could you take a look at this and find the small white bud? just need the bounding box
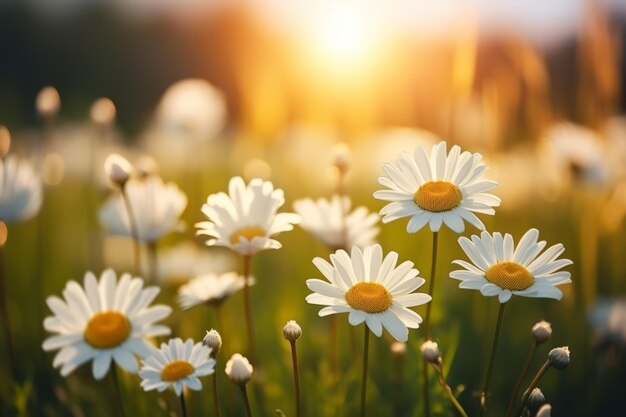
[203,329,222,356]
[0,126,11,158]
[527,387,546,413]
[282,320,302,342]
[36,86,61,118]
[225,353,253,385]
[390,342,406,356]
[420,340,441,364]
[536,404,552,417]
[104,153,132,186]
[547,346,570,370]
[332,142,351,173]
[532,321,552,344]
[90,97,116,126]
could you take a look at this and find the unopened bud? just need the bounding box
[527,388,546,413]
[532,321,552,344]
[203,329,222,356]
[36,86,61,118]
[547,346,570,370]
[332,142,351,174]
[0,126,11,158]
[282,320,302,342]
[536,404,552,417]
[420,340,441,364]
[225,353,253,385]
[104,153,132,186]
[90,97,116,126]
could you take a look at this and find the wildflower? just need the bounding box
[177,272,250,310]
[532,321,552,344]
[283,320,302,342]
[420,340,441,364]
[225,353,253,385]
[104,154,132,187]
[0,139,43,222]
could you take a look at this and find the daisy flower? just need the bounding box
[177,272,252,310]
[450,229,572,303]
[294,195,379,250]
[373,141,500,233]
[42,269,172,379]
[305,244,431,342]
[139,338,215,396]
[196,176,301,256]
[0,156,43,223]
[99,176,187,243]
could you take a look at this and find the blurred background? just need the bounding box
[2,0,626,416]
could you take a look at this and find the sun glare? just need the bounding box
[319,3,368,61]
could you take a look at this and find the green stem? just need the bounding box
[360,326,370,417]
[432,360,469,417]
[111,366,126,417]
[422,231,439,417]
[180,391,188,417]
[240,384,254,417]
[479,302,506,417]
[212,372,221,417]
[515,361,551,417]
[121,187,141,276]
[0,242,17,379]
[290,341,301,417]
[242,255,256,362]
[506,342,538,417]
[329,314,338,380]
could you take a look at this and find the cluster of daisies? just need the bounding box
[38,140,572,416]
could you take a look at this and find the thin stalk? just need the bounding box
[212,372,221,417]
[422,231,439,417]
[111,366,126,417]
[0,242,17,379]
[242,255,256,361]
[432,360,469,417]
[479,302,507,417]
[360,326,370,417]
[147,241,158,284]
[180,392,188,417]
[329,314,338,379]
[515,361,551,417]
[121,187,141,276]
[289,340,301,417]
[240,384,254,417]
[506,342,539,417]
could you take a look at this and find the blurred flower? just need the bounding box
[306,244,431,342]
[390,341,406,356]
[203,329,222,356]
[104,153,132,187]
[139,338,214,396]
[154,241,236,285]
[225,353,253,385]
[532,320,552,344]
[36,86,61,119]
[0,156,43,222]
[0,126,10,158]
[547,346,570,370]
[293,195,379,250]
[450,229,572,303]
[588,298,626,347]
[135,155,158,178]
[332,142,351,174]
[42,269,172,379]
[196,176,300,256]
[420,340,441,364]
[177,272,251,310]
[99,176,187,243]
[374,141,499,233]
[283,320,302,342]
[90,98,116,127]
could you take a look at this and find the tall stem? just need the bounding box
[180,392,188,417]
[506,342,538,417]
[212,372,221,417]
[147,241,158,284]
[479,302,506,417]
[290,340,301,417]
[422,231,439,417]
[360,326,370,417]
[111,366,126,417]
[240,384,254,417]
[242,255,255,361]
[515,361,551,417]
[121,187,141,276]
[0,242,17,379]
[329,314,338,379]
[432,360,469,417]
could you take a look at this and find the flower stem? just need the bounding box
[514,361,551,417]
[242,255,256,362]
[422,231,439,417]
[212,372,221,417]
[121,187,141,276]
[180,391,188,417]
[329,314,338,379]
[147,241,158,284]
[240,384,254,417]
[0,241,17,379]
[360,325,370,417]
[289,340,301,417]
[111,366,126,417]
[479,302,506,417]
[432,359,469,417]
[505,342,538,417]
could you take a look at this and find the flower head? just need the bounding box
[203,329,222,356]
[196,176,300,256]
[177,272,251,310]
[374,141,500,233]
[99,176,187,243]
[450,229,572,303]
[139,338,215,396]
[283,320,302,342]
[548,346,570,370]
[90,98,116,127]
[36,86,61,118]
[0,156,42,223]
[294,195,379,250]
[42,269,172,379]
[225,353,253,385]
[306,244,431,342]
[532,320,552,344]
[420,340,441,364]
[104,154,133,187]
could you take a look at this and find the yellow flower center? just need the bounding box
[230,227,266,245]
[414,181,462,212]
[161,360,195,382]
[345,282,392,313]
[485,261,534,291]
[84,311,131,349]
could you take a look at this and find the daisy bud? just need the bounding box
[104,153,132,187]
[527,388,546,413]
[90,97,116,127]
[536,404,552,417]
[332,142,351,174]
[390,342,406,356]
[36,86,61,118]
[136,156,158,178]
[0,126,11,159]
[282,320,302,343]
[532,321,552,344]
[203,329,222,357]
[547,346,570,370]
[420,340,441,364]
[225,353,253,385]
